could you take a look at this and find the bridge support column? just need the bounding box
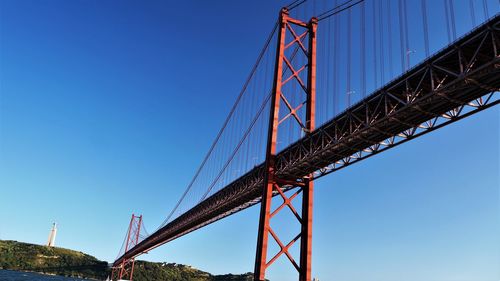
[113,214,142,281]
[254,8,317,281]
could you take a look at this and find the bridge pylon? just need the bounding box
[254,8,317,281]
[111,214,143,281]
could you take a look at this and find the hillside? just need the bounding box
[0,240,108,279]
[132,261,255,281]
[0,240,262,280]
[132,260,210,281]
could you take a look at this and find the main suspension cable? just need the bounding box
[158,21,279,229]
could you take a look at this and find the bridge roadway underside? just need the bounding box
[115,14,500,265]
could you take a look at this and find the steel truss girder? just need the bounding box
[275,15,500,180]
[114,14,500,267]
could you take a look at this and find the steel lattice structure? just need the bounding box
[114,12,500,281]
[111,214,143,281]
[254,9,317,280]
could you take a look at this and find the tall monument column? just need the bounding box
[46,222,57,247]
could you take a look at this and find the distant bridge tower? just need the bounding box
[46,222,57,247]
[111,214,143,281]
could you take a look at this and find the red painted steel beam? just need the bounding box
[253,8,288,280]
[114,214,142,281]
[254,8,318,281]
[299,16,317,281]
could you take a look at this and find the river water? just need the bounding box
[0,270,94,281]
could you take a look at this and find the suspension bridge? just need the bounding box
[110,0,500,280]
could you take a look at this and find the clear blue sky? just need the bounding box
[0,1,498,280]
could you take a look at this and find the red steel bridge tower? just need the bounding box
[111,214,142,281]
[254,8,317,281]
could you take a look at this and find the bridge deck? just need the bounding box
[115,14,500,265]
